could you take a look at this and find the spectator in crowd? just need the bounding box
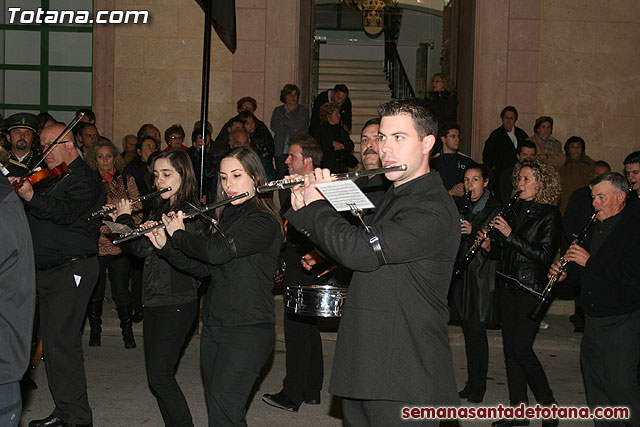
[526,116,564,170]
[559,136,593,213]
[499,141,537,205]
[186,129,215,199]
[37,112,57,130]
[430,122,473,197]
[309,84,352,133]
[163,124,188,152]
[213,96,271,148]
[238,110,275,180]
[87,140,141,349]
[482,106,528,200]
[270,83,310,178]
[623,150,640,212]
[310,102,355,174]
[137,123,161,145]
[424,72,458,154]
[75,108,96,124]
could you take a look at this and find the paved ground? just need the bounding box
[20,296,594,426]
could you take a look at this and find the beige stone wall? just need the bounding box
[537,0,640,172]
[111,0,300,147]
[233,0,300,129]
[471,0,640,172]
[113,0,233,144]
[471,0,541,161]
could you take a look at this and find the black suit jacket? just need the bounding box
[309,90,352,132]
[287,172,460,405]
[567,207,640,316]
[482,125,528,199]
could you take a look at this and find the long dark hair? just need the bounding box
[149,150,200,219]
[211,147,282,235]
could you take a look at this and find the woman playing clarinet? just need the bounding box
[482,159,562,427]
[449,163,501,403]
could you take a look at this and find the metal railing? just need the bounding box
[383,6,415,99]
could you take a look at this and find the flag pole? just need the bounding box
[198,0,213,201]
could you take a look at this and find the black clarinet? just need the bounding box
[459,191,472,219]
[454,191,521,277]
[529,212,598,321]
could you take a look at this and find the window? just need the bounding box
[0,0,93,123]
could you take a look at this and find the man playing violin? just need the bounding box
[3,113,42,177]
[286,99,460,426]
[10,123,105,427]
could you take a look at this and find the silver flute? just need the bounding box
[256,164,407,193]
[112,192,248,244]
[88,187,172,220]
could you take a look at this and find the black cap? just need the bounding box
[4,113,39,133]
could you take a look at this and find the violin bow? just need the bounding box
[22,112,85,178]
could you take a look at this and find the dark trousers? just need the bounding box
[497,288,555,406]
[129,257,144,311]
[200,323,274,427]
[37,257,98,425]
[144,301,198,427]
[581,310,640,427]
[94,254,132,306]
[342,398,439,427]
[461,320,488,392]
[0,382,21,427]
[282,311,323,405]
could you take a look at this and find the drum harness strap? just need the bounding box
[348,203,387,265]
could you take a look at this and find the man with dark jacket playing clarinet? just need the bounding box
[550,172,640,427]
[287,99,460,426]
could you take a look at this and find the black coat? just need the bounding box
[310,122,355,174]
[490,201,562,293]
[449,193,501,324]
[287,172,460,405]
[0,176,35,384]
[566,207,640,316]
[482,125,528,199]
[118,214,209,307]
[309,90,352,132]
[171,199,282,326]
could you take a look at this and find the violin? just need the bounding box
[13,163,70,192]
[12,112,84,194]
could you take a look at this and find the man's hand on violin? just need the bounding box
[8,177,34,202]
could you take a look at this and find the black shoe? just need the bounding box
[61,423,92,427]
[131,309,143,323]
[491,419,530,426]
[458,383,471,398]
[87,299,103,347]
[262,391,299,412]
[467,391,485,403]
[117,304,137,349]
[573,326,584,333]
[542,419,559,427]
[304,397,321,405]
[28,414,64,427]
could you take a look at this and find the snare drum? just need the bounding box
[285,284,348,317]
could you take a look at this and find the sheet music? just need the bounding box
[103,221,133,235]
[315,180,374,212]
